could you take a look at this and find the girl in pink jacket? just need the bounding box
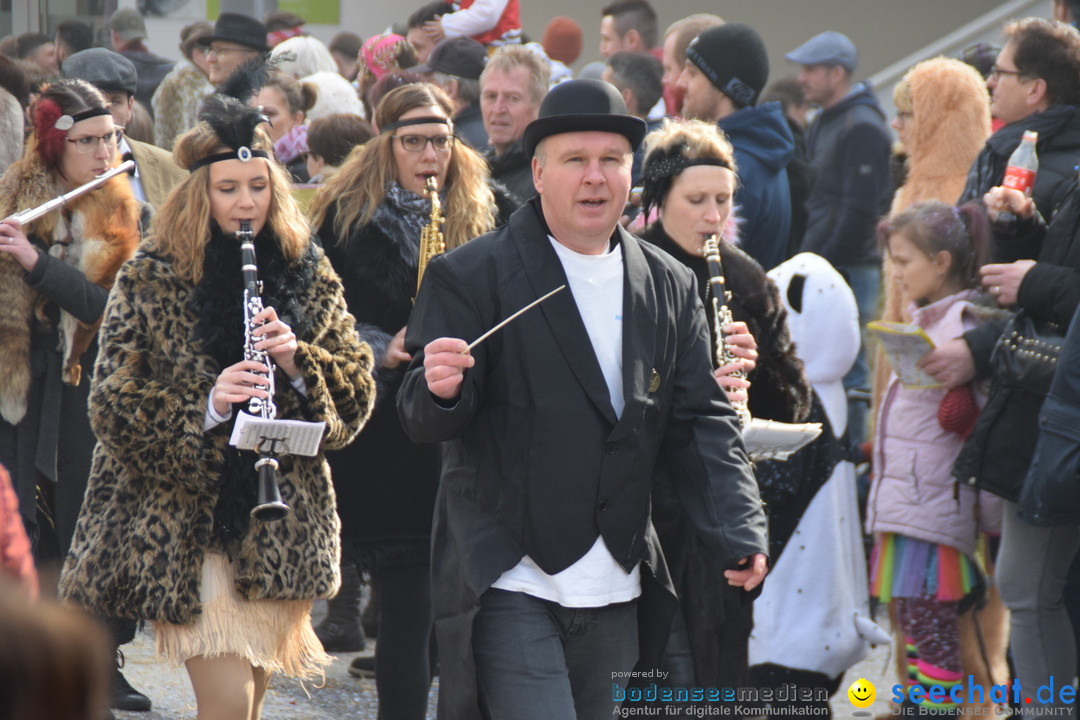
[867,201,1000,712]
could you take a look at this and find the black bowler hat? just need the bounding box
[522,79,647,157]
[197,12,269,53]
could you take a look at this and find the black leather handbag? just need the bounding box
[990,310,1065,395]
[1018,303,1080,526]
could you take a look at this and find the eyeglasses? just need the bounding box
[989,66,1025,80]
[394,134,454,153]
[66,128,122,154]
[208,44,253,58]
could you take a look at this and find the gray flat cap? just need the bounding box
[62,48,138,95]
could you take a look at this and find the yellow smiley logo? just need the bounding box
[847,678,876,708]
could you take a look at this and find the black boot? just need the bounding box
[112,650,152,712]
[314,562,366,652]
[349,654,376,679]
[361,575,379,639]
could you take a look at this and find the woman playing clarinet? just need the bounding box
[637,118,812,695]
[59,92,375,720]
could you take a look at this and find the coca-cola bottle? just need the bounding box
[998,129,1038,223]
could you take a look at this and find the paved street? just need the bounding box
[112,633,437,719]
[112,600,896,719]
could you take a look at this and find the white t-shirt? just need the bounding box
[490,236,641,607]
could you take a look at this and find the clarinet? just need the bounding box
[240,221,290,521]
[703,234,752,429]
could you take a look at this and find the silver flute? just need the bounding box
[4,161,135,224]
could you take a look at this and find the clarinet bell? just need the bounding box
[252,457,289,521]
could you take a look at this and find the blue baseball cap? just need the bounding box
[786,31,857,73]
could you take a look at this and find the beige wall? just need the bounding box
[518,0,1021,80]
[132,1,1051,98]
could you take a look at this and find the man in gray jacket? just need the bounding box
[788,30,892,448]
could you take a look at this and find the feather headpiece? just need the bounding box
[188,97,271,172]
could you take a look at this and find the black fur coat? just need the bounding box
[319,205,442,562]
[642,222,812,688]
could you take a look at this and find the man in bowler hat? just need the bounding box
[398,78,768,720]
[197,12,269,86]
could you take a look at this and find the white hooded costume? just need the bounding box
[749,252,889,677]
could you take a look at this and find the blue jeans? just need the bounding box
[997,501,1080,711]
[473,588,639,720]
[839,263,880,449]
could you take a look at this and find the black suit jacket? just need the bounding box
[397,199,767,719]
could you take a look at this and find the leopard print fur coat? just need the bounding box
[59,239,375,625]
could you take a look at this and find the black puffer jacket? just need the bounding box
[484,138,533,208]
[955,180,1080,501]
[959,105,1080,227]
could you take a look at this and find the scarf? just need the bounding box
[274,123,309,165]
[372,182,434,265]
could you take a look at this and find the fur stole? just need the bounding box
[0,153,140,424]
[190,222,318,368]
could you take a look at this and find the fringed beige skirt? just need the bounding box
[154,552,331,679]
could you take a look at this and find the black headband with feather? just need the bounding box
[188,58,274,173]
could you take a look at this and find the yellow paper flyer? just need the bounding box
[867,321,941,389]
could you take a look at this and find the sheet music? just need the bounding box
[229,411,326,457]
[744,419,823,462]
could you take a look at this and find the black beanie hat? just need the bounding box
[685,23,769,108]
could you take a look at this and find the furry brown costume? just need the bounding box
[0,149,140,424]
[872,58,991,419]
[58,239,375,625]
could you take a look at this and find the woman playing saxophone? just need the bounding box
[309,82,515,715]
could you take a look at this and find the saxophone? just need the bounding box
[239,221,289,521]
[703,234,752,429]
[415,175,446,299]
